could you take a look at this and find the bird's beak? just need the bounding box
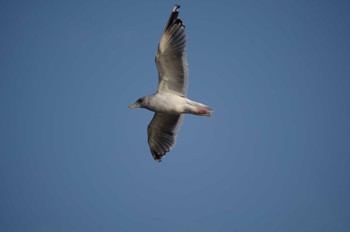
[128,103,138,109]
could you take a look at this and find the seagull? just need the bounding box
[128,5,213,161]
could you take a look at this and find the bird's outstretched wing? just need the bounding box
[147,113,183,161]
[155,5,188,97]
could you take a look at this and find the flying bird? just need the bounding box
[128,5,213,161]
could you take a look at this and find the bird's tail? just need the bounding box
[185,99,214,117]
[193,103,214,117]
[197,105,214,117]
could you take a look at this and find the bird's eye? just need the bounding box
[137,98,143,103]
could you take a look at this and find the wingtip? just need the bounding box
[152,151,165,162]
[173,4,180,12]
[153,155,164,163]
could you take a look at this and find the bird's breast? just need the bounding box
[148,94,186,114]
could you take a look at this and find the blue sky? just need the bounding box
[1,0,349,231]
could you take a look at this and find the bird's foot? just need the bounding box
[198,109,209,115]
[196,108,213,117]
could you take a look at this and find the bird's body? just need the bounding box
[140,94,212,116]
[129,5,213,161]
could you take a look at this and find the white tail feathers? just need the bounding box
[184,99,213,116]
[198,105,214,117]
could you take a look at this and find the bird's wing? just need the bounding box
[155,5,188,97]
[147,113,183,161]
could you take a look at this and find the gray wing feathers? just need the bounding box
[156,6,188,96]
[147,113,183,161]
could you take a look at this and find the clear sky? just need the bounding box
[1,0,350,231]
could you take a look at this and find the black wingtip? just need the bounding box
[173,5,180,12]
[174,18,184,26]
[151,150,166,162]
[163,5,183,32]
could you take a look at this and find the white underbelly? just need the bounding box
[150,94,186,114]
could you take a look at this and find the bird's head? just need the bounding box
[128,97,147,109]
